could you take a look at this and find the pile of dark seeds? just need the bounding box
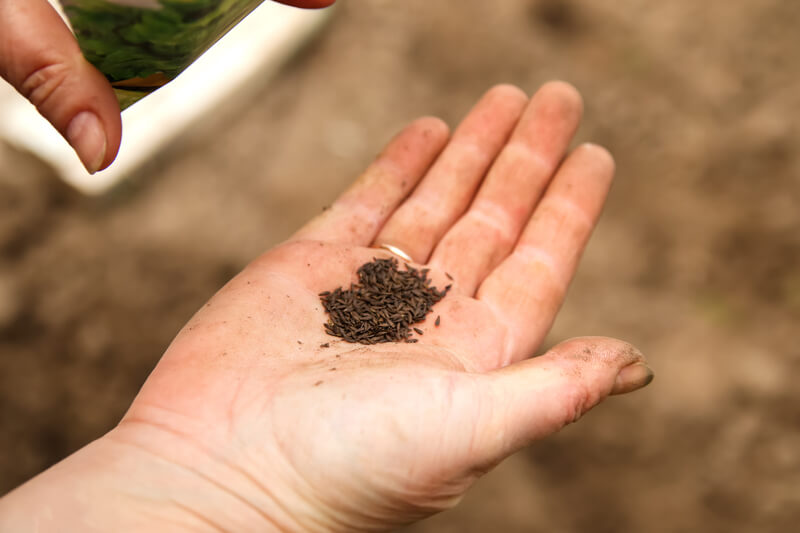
[320,258,450,344]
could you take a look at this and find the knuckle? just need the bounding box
[468,202,518,248]
[20,62,70,110]
[558,381,599,426]
[503,141,553,175]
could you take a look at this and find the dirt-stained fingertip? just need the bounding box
[611,361,654,395]
[411,116,451,140]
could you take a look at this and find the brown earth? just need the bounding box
[2,1,799,531]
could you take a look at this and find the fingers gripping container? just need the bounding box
[0,1,330,193]
[60,0,264,109]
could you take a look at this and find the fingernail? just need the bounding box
[66,112,107,174]
[611,362,654,395]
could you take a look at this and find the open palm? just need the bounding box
[106,83,652,531]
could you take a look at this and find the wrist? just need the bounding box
[0,421,299,532]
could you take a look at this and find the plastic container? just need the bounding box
[60,0,265,108]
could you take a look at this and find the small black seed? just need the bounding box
[414,327,424,335]
[320,343,330,348]
[435,316,440,327]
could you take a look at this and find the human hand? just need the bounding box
[0,0,333,174]
[0,83,652,532]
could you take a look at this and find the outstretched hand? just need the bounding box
[0,83,652,532]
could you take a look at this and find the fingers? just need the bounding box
[428,82,583,295]
[272,0,336,7]
[469,337,652,470]
[0,0,121,173]
[477,143,616,361]
[290,117,450,245]
[372,85,528,262]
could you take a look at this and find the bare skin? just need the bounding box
[0,83,653,532]
[0,0,335,173]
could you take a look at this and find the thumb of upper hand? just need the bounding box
[0,0,121,173]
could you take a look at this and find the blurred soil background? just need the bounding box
[2,0,799,531]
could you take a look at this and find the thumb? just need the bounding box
[0,0,121,173]
[272,0,337,8]
[473,336,653,467]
